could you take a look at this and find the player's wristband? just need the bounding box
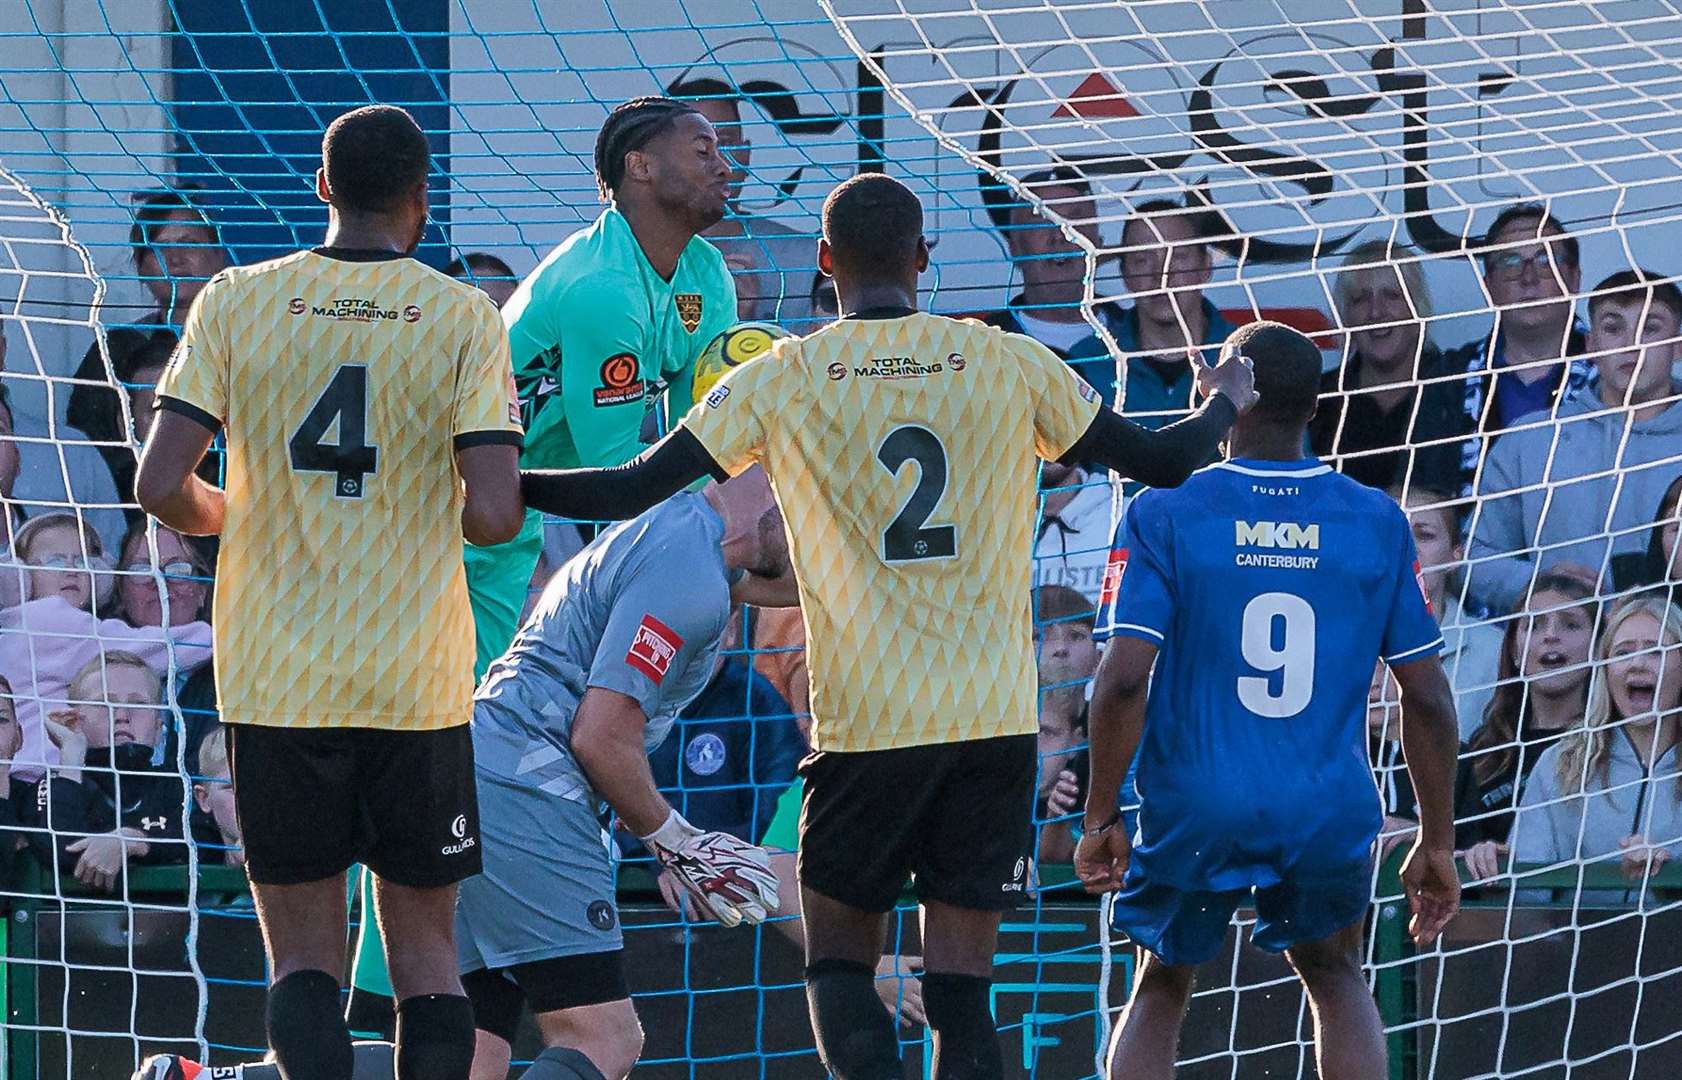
[1083,812,1123,838]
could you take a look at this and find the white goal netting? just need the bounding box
[823,2,1682,1078]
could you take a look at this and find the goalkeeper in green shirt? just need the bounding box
[352,95,739,1040]
[461,95,737,677]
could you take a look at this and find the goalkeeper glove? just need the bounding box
[641,809,780,928]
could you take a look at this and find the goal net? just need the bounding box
[820,1,1682,1077]
[0,1,1678,1078]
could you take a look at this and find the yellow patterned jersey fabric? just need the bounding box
[682,311,1101,752]
[156,248,523,730]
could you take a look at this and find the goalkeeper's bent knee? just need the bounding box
[394,993,475,1080]
[922,972,1002,1080]
[804,958,902,1080]
[268,969,354,1080]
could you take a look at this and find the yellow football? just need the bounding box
[691,321,791,406]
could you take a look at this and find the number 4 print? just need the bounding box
[289,364,379,498]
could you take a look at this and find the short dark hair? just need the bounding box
[594,96,702,200]
[1224,320,1321,422]
[821,173,923,279]
[1588,268,1682,325]
[1121,196,1213,248]
[666,76,739,108]
[322,105,430,214]
[1034,584,1095,630]
[1481,202,1578,270]
[1018,166,1093,203]
[128,185,220,270]
[443,252,515,281]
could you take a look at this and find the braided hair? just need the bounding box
[593,96,700,200]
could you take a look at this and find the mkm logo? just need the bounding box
[1234,521,1321,550]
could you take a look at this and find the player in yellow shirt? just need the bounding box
[136,105,523,1080]
[517,173,1256,1080]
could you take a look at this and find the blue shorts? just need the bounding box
[1109,861,1373,968]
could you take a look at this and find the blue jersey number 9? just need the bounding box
[1238,591,1316,718]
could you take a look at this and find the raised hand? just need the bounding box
[1195,347,1259,414]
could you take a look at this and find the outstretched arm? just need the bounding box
[520,427,727,522]
[1060,397,1237,488]
[1058,348,1255,488]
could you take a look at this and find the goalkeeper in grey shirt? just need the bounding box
[459,467,792,1080]
[135,470,789,1080]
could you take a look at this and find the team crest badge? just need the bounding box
[675,292,704,333]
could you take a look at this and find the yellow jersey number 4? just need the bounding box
[289,364,380,499]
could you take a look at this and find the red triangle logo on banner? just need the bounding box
[1052,72,1140,118]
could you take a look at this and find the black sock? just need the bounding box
[267,969,353,1080]
[922,972,1002,1080]
[394,994,476,1080]
[804,958,902,1080]
[521,1046,610,1080]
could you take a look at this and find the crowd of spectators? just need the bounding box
[1,135,1680,918]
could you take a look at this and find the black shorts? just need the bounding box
[227,723,481,888]
[462,951,629,1044]
[798,733,1036,913]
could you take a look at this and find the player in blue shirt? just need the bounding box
[1075,322,1462,1080]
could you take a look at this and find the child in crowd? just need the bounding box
[1034,585,1098,864]
[55,650,188,890]
[1458,573,1598,880]
[0,673,90,889]
[1392,485,1503,738]
[191,725,241,867]
[1510,593,1682,906]
[0,516,211,781]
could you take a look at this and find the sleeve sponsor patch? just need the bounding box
[594,353,646,407]
[1413,559,1434,615]
[704,384,730,409]
[1077,378,1100,404]
[626,613,684,684]
[1099,547,1128,608]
